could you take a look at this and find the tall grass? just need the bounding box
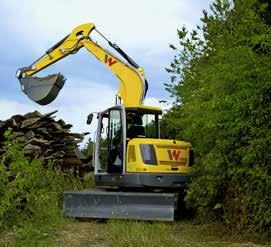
[107,220,180,247]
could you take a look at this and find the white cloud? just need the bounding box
[0,100,44,121]
[1,0,211,54]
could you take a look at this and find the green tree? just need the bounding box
[165,0,271,233]
[82,138,94,158]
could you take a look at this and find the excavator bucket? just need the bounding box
[19,73,66,105]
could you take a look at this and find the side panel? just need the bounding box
[126,138,191,174]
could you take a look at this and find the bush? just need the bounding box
[224,168,271,232]
[165,0,271,234]
[0,131,93,245]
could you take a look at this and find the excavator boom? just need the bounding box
[16,23,148,107]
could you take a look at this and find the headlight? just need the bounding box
[140,144,157,165]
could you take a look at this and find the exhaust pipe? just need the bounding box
[18,73,66,105]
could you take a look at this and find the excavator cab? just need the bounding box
[94,106,161,177]
[93,105,191,190]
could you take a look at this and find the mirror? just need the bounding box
[87,113,94,125]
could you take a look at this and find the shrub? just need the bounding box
[165,0,271,234]
[0,131,93,245]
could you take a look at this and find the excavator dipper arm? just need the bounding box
[16,23,147,107]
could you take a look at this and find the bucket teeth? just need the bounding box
[19,73,66,105]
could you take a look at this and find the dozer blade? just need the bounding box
[19,73,66,105]
[63,189,176,221]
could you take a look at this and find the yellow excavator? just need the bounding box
[16,23,192,221]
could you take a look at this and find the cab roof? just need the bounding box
[125,105,162,114]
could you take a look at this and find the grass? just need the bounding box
[55,220,107,247]
[54,220,271,247]
[0,215,65,247]
[107,220,271,247]
[107,220,179,247]
[1,217,270,247]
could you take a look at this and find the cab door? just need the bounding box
[107,108,124,173]
[94,106,126,175]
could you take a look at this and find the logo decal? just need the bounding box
[105,54,117,66]
[167,150,181,161]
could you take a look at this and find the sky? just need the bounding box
[0,0,212,144]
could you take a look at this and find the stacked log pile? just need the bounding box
[0,110,91,172]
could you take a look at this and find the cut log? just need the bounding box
[0,110,90,174]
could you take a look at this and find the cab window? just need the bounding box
[126,111,159,139]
